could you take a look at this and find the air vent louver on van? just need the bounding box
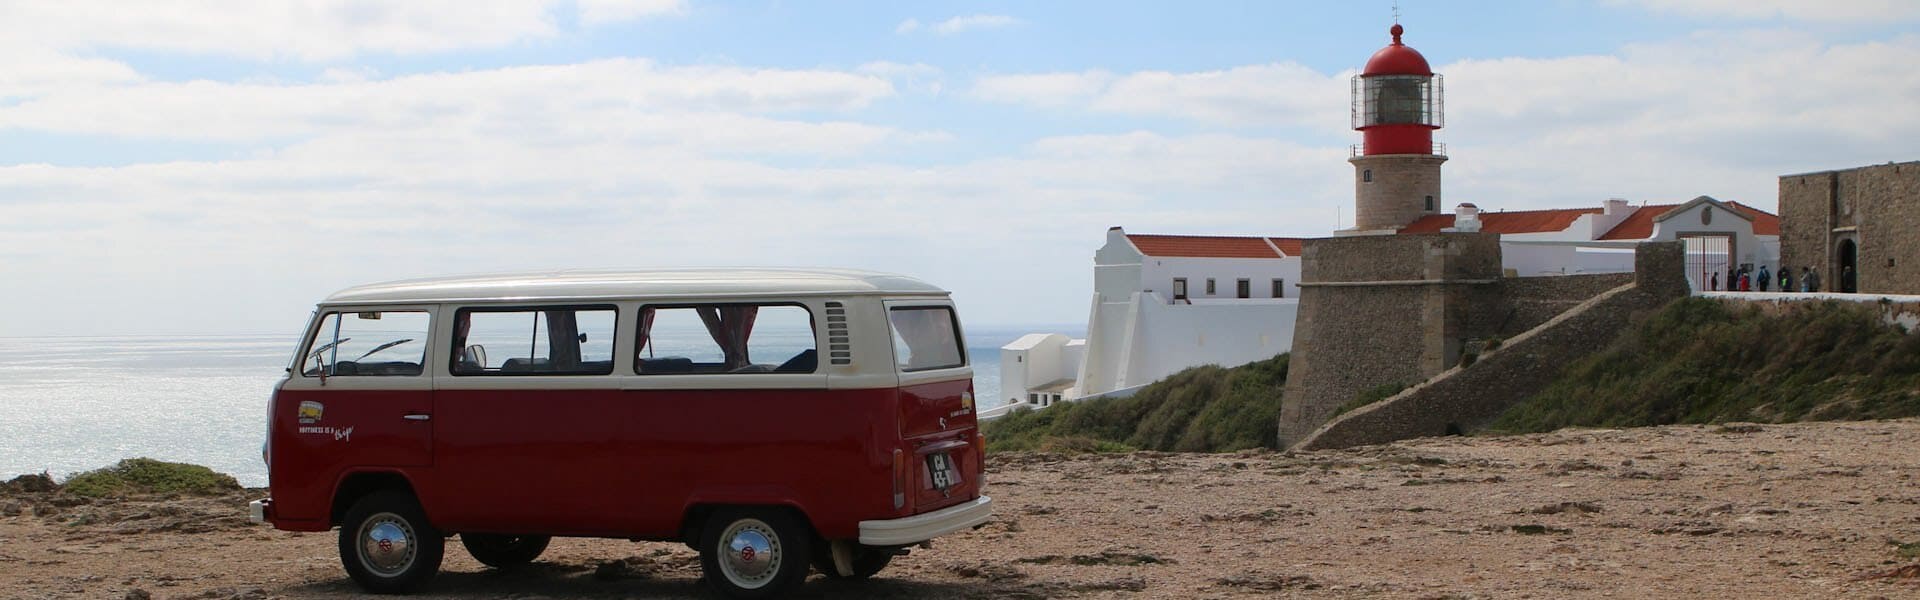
[824,302,851,365]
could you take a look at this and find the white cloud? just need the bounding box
[0,0,683,61]
[575,0,687,26]
[897,14,1024,36]
[1608,0,1920,23]
[0,59,903,144]
[972,63,1348,130]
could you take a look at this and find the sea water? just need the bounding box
[0,330,1044,487]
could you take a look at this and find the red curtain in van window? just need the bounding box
[696,306,759,369]
[636,307,656,357]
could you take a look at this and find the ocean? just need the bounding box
[0,326,1072,487]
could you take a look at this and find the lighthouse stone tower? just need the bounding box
[1345,24,1445,234]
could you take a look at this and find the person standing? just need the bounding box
[1739,269,1751,291]
[1710,271,1720,291]
[1842,265,1857,293]
[1806,267,1822,292]
[1757,265,1771,291]
[1781,267,1794,292]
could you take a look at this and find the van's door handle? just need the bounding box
[402,414,431,421]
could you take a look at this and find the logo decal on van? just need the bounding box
[298,401,325,424]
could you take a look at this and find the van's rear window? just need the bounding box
[888,307,964,371]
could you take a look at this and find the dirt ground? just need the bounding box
[6,419,1920,599]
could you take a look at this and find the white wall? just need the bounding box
[1118,296,1297,391]
[1138,256,1302,301]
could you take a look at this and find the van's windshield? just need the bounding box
[888,306,964,371]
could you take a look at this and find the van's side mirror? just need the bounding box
[462,344,487,367]
[578,333,589,344]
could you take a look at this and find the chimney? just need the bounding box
[1453,203,1481,232]
[1604,198,1630,215]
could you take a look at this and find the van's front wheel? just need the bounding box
[460,534,550,569]
[698,508,812,599]
[338,491,444,594]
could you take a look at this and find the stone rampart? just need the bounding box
[1278,232,1502,447]
[1289,242,1686,451]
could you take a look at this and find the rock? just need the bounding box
[1,472,57,495]
[124,589,151,600]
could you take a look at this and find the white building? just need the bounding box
[989,227,1305,415]
[1406,195,1780,290]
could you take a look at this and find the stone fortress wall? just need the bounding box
[1779,161,1920,296]
[1293,243,1688,450]
[1280,235,1687,450]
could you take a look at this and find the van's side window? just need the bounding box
[635,304,817,375]
[302,311,430,377]
[888,306,964,371]
[452,306,616,375]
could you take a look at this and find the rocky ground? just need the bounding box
[6,419,1920,599]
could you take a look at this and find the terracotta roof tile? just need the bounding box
[1596,204,1677,240]
[1728,202,1780,235]
[1398,207,1601,235]
[1597,200,1780,240]
[1267,238,1306,256]
[1126,234,1283,259]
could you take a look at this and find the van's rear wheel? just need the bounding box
[698,508,812,599]
[338,491,444,594]
[812,544,894,580]
[460,534,550,569]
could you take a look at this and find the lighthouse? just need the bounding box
[1346,23,1446,233]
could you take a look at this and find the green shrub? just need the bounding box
[62,458,242,498]
[1336,381,1410,416]
[1486,298,1920,434]
[984,354,1288,453]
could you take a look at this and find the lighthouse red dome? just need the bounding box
[1362,24,1433,76]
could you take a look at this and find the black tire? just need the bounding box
[811,544,894,580]
[338,490,445,594]
[460,534,550,569]
[698,508,813,599]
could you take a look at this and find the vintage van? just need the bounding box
[250,268,991,597]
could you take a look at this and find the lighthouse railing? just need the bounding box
[1350,142,1447,157]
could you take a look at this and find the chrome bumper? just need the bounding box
[858,495,992,546]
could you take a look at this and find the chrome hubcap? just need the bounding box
[718,518,781,588]
[358,513,417,576]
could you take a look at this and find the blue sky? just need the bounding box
[2,0,1917,337]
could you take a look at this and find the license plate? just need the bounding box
[927,453,956,490]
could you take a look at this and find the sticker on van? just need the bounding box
[298,401,324,424]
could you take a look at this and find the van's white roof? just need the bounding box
[323,268,949,305]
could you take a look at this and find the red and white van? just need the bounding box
[250,268,991,597]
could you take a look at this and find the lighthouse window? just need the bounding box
[1425,195,1434,211]
[1366,75,1432,126]
[1363,169,1372,183]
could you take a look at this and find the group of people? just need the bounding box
[1708,264,1856,293]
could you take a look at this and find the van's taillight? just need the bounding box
[975,431,987,492]
[891,449,907,510]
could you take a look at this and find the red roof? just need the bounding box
[1398,207,1601,235]
[1125,234,1283,259]
[1363,24,1433,76]
[1731,201,1781,235]
[1596,204,1677,240]
[1597,200,1781,240]
[1267,238,1305,256]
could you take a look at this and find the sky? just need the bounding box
[2,0,1918,338]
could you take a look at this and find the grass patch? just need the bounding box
[1335,381,1410,417]
[61,458,242,498]
[1487,298,1920,434]
[984,354,1288,453]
